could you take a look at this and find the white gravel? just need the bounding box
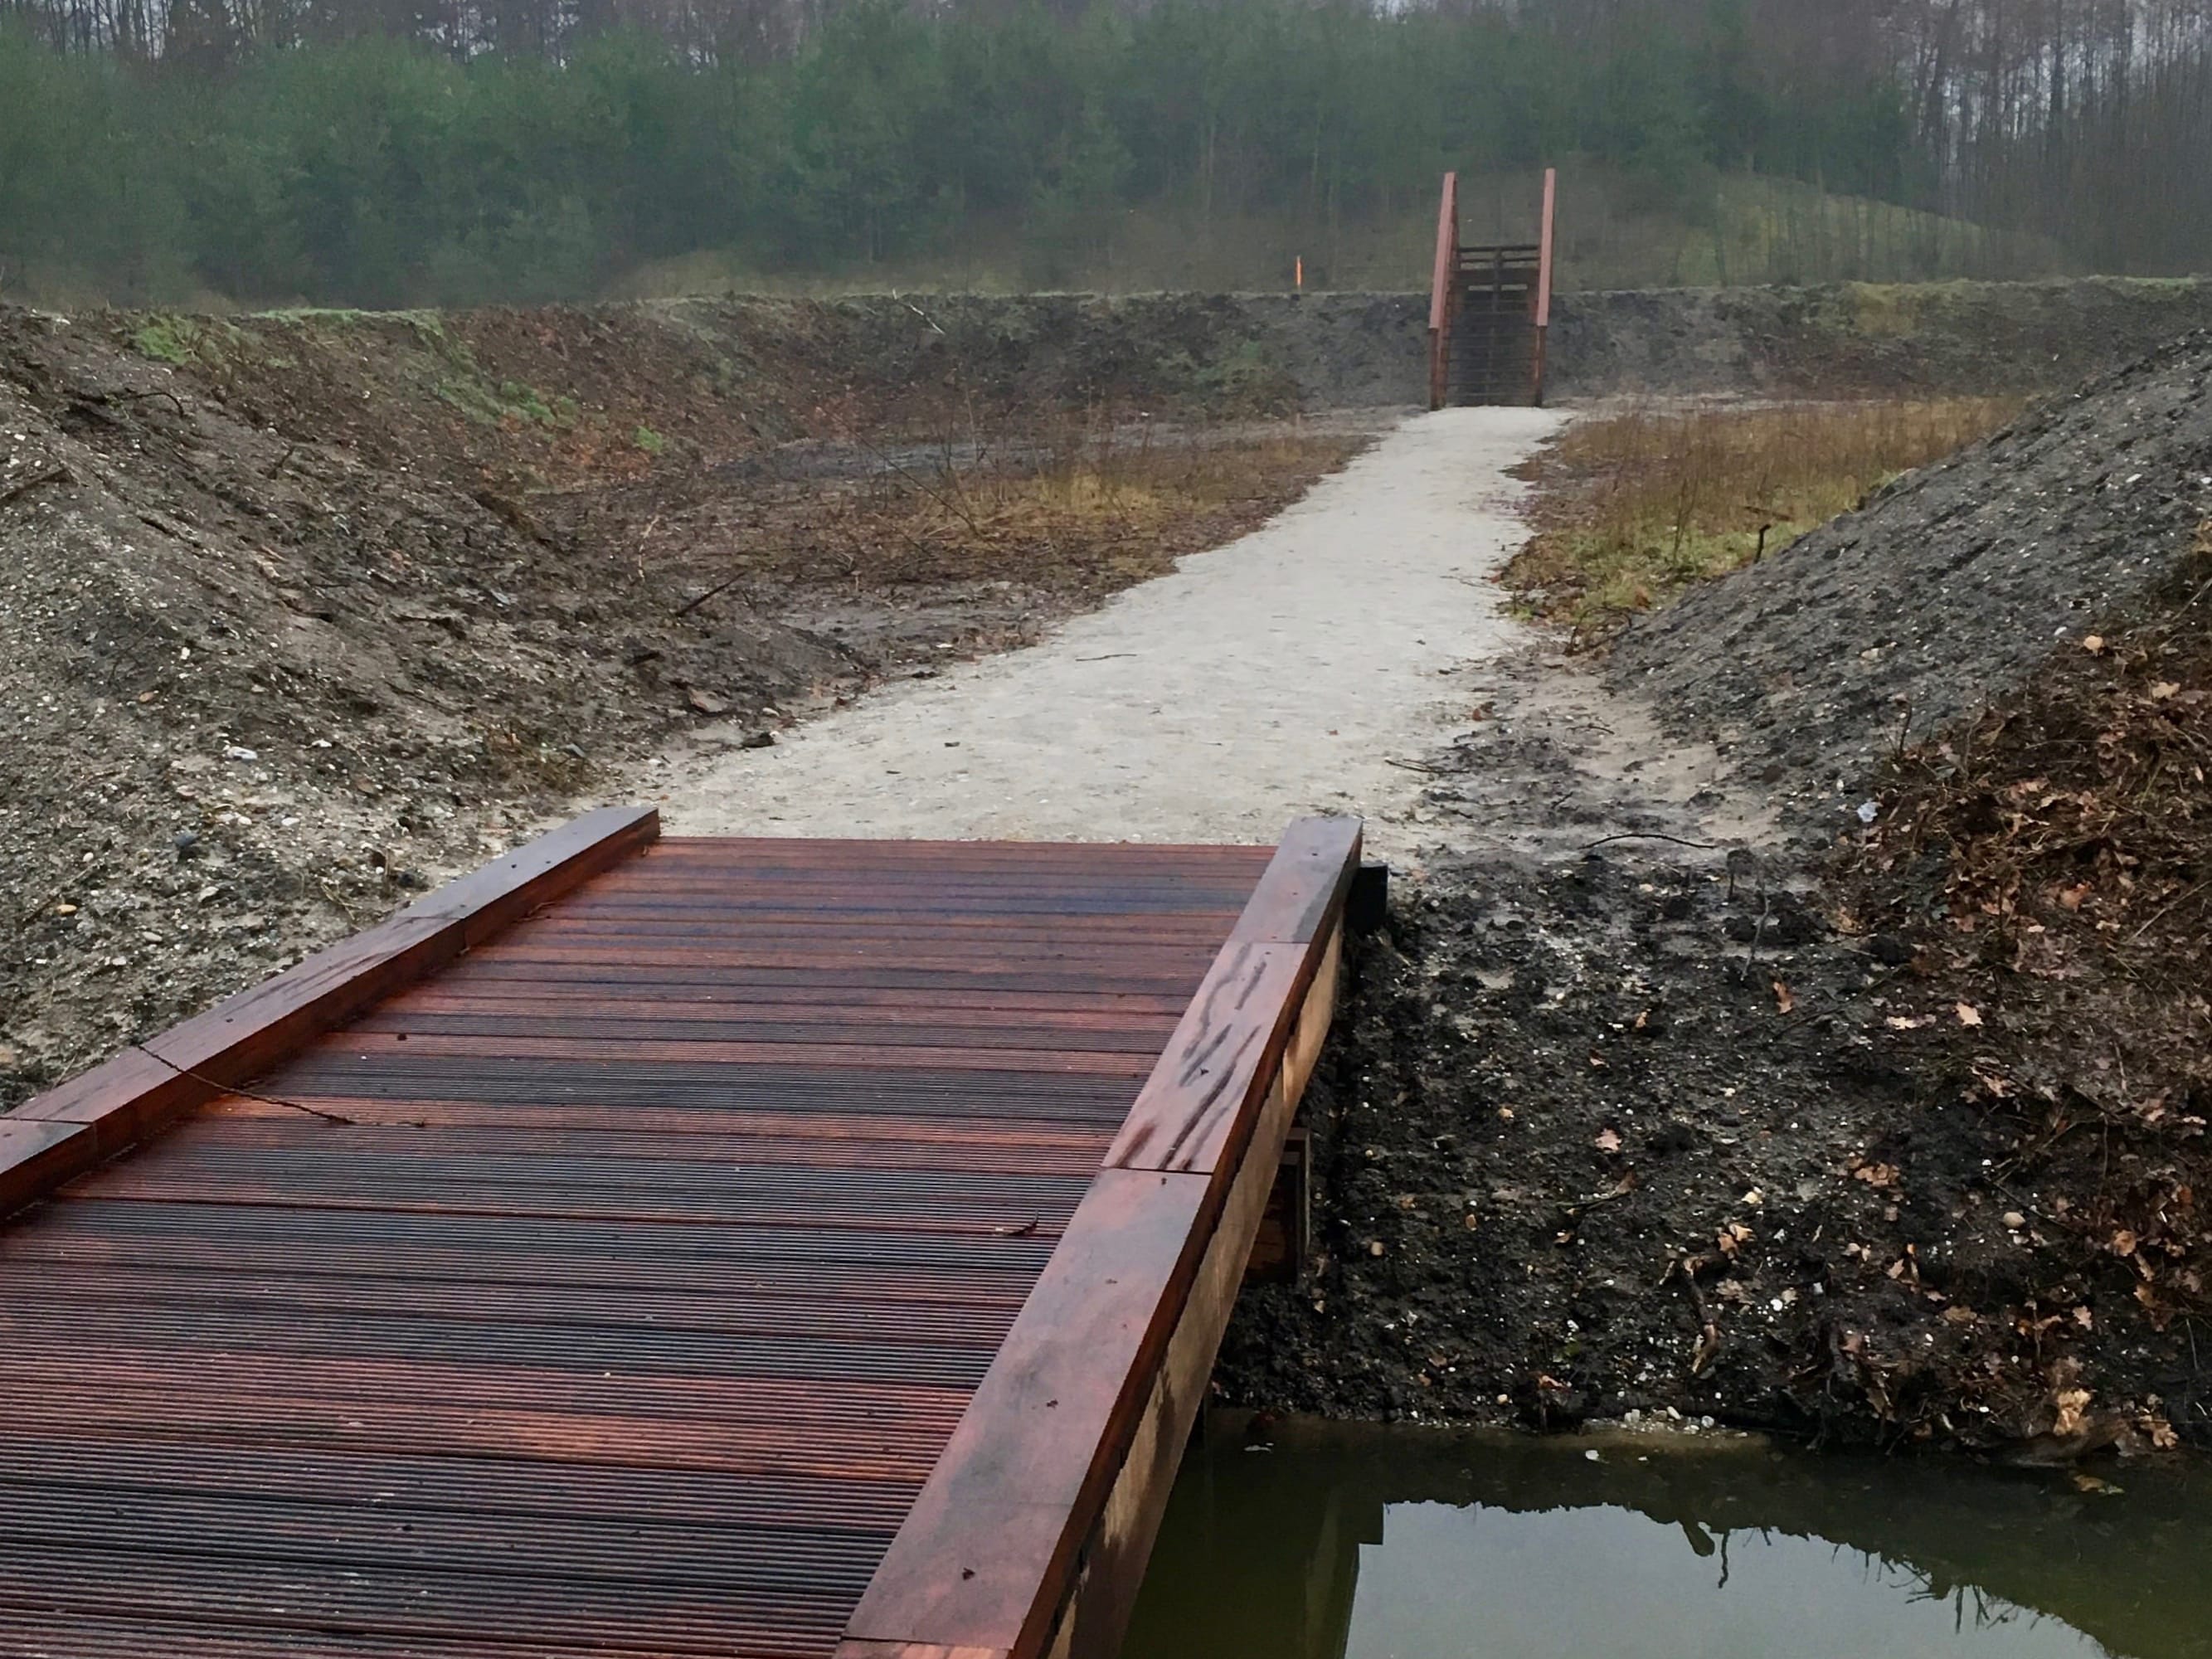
[647,406,1563,857]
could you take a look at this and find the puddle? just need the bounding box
[1122,1414,2212,1659]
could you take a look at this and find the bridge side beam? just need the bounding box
[839,815,1361,1659]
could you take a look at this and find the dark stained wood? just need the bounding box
[0,819,1354,1659]
[1043,1003,1315,1659]
[842,1169,1210,1656]
[0,823,1344,1659]
[1226,816,1364,946]
[1106,817,1360,1180]
[2,806,660,1200]
[0,1121,91,1217]
[1101,943,1305,1176]
[839,816,1361,1659]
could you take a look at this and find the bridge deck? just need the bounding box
[0,810,1359,1659]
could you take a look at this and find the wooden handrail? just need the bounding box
[839,816,1363,1659]
[1427,170,1459,411]
[1533,165,1558,404]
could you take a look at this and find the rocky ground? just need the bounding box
[0,300,1363,1104]
[1221,336,2212,1458]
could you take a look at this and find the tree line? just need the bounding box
[1,0,2208,307]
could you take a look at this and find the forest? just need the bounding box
[2,0,2210,306]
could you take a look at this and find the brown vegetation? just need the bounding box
[1505,398,2020,640]
[0,300,1363,1111]
[553,417,1364,611]
[1830,551,2212,1447]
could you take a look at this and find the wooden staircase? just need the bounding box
[1449,241,1544,406]
[1427,170,1556,410]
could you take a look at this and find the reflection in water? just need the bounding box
[1121,1415,2212,1659]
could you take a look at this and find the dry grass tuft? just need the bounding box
[1507,397,2022,641]
[764,421,1367,599]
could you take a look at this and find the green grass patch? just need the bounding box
[129,315,201,364]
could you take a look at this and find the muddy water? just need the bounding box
[1122,1415,2212,1659]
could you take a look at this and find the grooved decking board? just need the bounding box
[0,824,1349,1659]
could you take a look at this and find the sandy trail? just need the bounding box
[649,407,1563,856]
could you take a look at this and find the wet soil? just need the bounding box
[1220,338,2212,1457]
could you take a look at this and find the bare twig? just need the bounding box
[1563,1180,1636,1214]
[1667,1255,1723,1376]
[674,572,749,619]
[130,1043,356,1125]
[1580,830,1723,852]
[0,465,70,506]
[838,424,984,534]
[2127,878,2209,944]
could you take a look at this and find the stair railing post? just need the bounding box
[1531,165,1557,406]
[1427,170,1457,411]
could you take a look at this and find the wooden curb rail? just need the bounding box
[839,815,1362,1659]
[0,805,660,1219]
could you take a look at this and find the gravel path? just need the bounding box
[649,407,1563,856]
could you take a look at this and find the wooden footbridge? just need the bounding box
[0,809,1363,1659]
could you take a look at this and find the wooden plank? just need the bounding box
[345,1008,1177,1053]
[294,1031,1159,1077]
[0,1122,93,1217]
[1043,1025,1308,1659]
[1428,170,1458,410]
[841,1168,1208,1656]
[1097,944,1305,1176]
[1105,815,1359,1176]
[1532,164,1558,404]
[451,941,1233,968]
[0,1430,918,1530]
[1227,815,1364,945]
[1,807,659,1209]
[644,837,1271,864]
[840,818,1360,1659]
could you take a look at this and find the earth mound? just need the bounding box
[1223,332,2212,1456]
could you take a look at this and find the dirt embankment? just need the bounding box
[1222,334,2212,1457]
[0,298,1368,1106]
[852,279,2212,405]
[879,277,2212,406]
[1548,276,2212,398]
[890,278,2212,406]
[936,276,2212,406]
